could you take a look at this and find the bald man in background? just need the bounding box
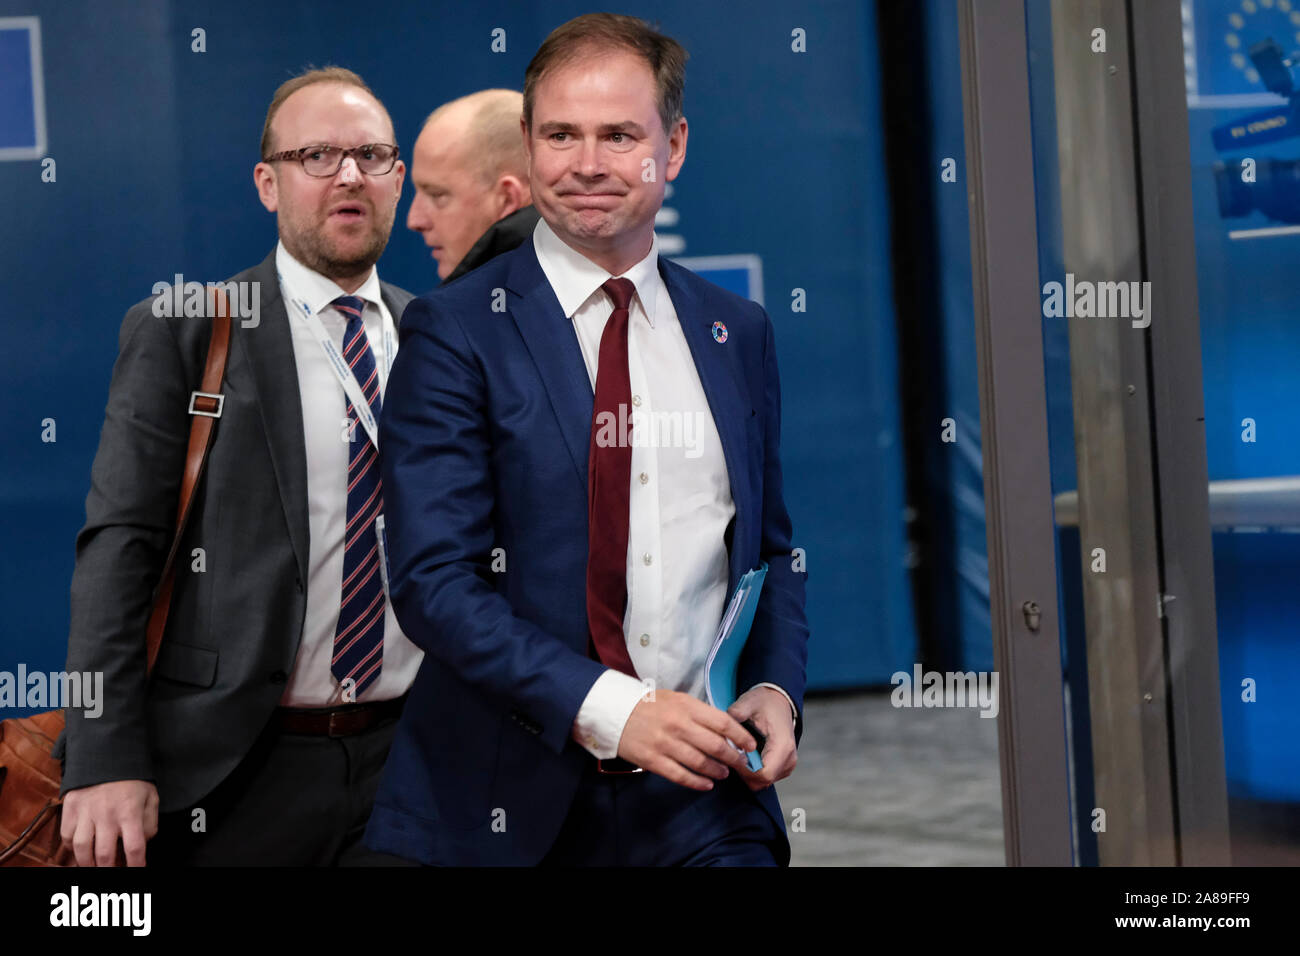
[407,89,541,283]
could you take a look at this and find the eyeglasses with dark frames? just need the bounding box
[262,143,400,178]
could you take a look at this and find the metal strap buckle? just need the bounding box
[188,391,225,419]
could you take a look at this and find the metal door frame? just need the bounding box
[959,0,1073,866]
[1128,0,1229,866]
[959,0,1229,865]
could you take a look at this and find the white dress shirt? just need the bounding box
[274,242,423,707]
[531,221,794,759]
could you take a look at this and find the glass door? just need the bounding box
[969,0,1300,865]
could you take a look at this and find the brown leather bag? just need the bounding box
[0,289,233,866]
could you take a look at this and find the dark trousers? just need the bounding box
[147,713,413,866]
[539,759,783,866]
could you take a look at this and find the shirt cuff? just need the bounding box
[749,682,798,729]
[572,670,647,759]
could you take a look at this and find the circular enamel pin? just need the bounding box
[712,321,728,343]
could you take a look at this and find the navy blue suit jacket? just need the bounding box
[365,239,810,865]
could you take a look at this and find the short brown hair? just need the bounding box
[523,13,687,136]
[260,66,385,159]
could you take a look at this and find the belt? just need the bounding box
[275,694,407,738]
[596,756,643,775]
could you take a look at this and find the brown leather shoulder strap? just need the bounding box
[143,287,233,675]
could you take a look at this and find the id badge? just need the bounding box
[375,514,392,597]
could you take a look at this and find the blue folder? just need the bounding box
[705,562,769,771]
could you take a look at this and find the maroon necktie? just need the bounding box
[586,278,638,677]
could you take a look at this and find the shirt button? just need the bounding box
[639,472,649,484]
[631,395,642,407]
[639,633,651,647]
[642,553,653,565]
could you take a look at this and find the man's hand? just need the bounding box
[61,780,159,867]
[728,686,798,792]
[616,689,758,791]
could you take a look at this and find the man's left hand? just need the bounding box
[727,686,797,791]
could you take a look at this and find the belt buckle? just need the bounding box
[188,390,224,418]
[596,757,643,775]
[327,710,350,738]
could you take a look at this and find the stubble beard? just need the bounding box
[280,202,395,284]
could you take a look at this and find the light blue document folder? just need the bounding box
[705,562,769,772]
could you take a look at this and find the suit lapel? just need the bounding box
[380,282,412,330]
[507,244,595,488]
[239,253,310,584]
[661,260,754,593]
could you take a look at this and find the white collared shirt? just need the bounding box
[532,220,792,759]
[274,241,423,706]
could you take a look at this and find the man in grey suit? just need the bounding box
[57,67,421,866]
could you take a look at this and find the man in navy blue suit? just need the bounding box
[366,12,810,866]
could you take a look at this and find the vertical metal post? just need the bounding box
[1048,0,1177,866]
[959,0,1073,866]
[1128,0,1231,866]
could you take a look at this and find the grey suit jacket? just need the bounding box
[58,250,414,812]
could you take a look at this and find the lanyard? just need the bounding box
[282,279,399,599]
[284,286,396,451]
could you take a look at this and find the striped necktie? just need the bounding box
[331,295,385,697]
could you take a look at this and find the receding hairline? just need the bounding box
[527,41,640,113]
[522,13,688,138]
[421,88,515,128]
[417,89,527,184]
[262,72,394,158]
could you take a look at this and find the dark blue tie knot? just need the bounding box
[332,295,367,321]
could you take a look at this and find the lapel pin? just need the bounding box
[712,321,728,343]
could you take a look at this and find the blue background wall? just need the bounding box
[1185,0,1300,802]
[0,0,923,702]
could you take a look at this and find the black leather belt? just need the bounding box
[275,694,407,737]
[596,756,643,774]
